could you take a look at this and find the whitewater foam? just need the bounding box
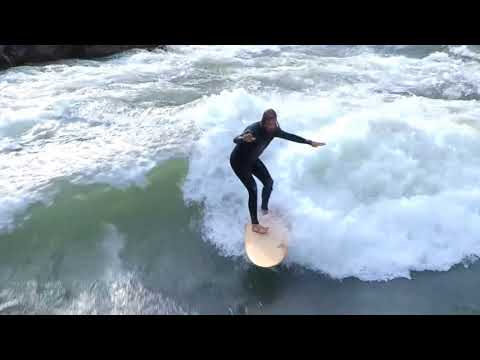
[182,88,480,281]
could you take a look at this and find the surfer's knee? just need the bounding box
[246,183,257,197]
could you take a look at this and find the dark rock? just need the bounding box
[0,45,165,70]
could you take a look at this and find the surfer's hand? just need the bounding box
[242,132,256,143]
[310,141,325,148]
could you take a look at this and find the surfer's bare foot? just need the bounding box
[252,224,269,234]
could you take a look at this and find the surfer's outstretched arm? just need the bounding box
[275,129,311,144]
[276,129,326,147]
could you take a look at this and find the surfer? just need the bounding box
[230,109,325,234]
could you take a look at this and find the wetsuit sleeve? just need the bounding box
[233,132,245,144]
[233,125,256,144]
[275,129,311,144]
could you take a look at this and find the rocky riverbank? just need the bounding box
[0,45,165,70]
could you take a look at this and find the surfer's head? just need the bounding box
[261,109,279,134]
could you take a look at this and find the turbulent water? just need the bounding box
[1,45,480,314]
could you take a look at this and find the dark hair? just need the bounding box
[261,109,279,127]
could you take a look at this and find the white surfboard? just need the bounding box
[244,214,289,268]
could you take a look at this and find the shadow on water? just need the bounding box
[235,265,284,314]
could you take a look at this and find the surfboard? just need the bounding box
[244,214,288,268]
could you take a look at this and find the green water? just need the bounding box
[0,159,265,313]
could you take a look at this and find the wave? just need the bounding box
[181,88,480,281]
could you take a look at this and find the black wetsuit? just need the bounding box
[230,121,311,224]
